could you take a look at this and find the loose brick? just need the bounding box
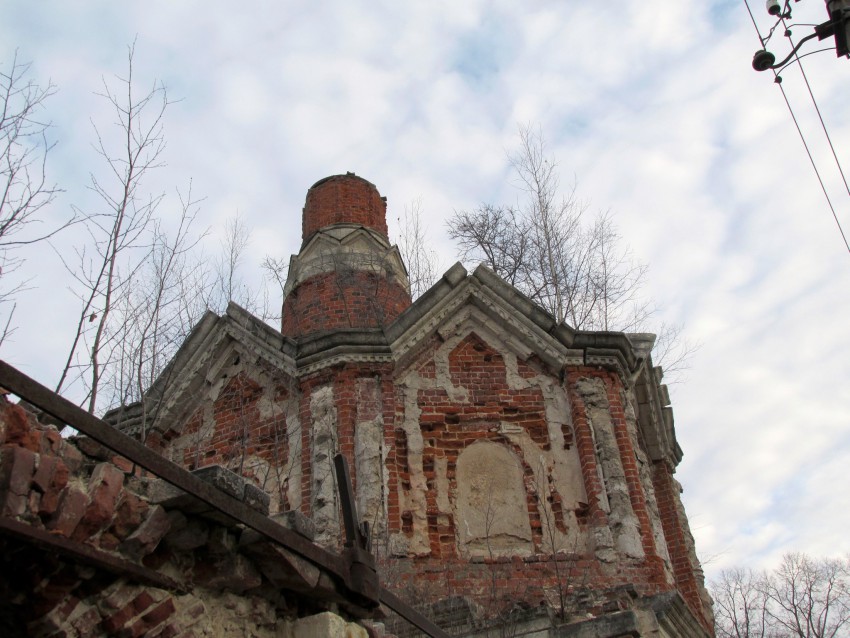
[0,445,37,517]
[48,486,90,537]
[72,462,125,542]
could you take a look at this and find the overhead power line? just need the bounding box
[743,0,850,254]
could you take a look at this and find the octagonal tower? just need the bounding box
[281,173,411,338]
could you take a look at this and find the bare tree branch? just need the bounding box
[0,51,69,344]
[55,41,171,412]
[447,123,696,378]
[396,197,441,300]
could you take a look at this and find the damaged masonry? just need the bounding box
[1,173,713,637]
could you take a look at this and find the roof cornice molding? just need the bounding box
[284,225,409,296]
[387,262,652,382]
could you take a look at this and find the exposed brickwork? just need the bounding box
[167,370,293,511]
[281,270,410,337]
[0,397,377,637]
[57,175,713,636]
[651,460,714,632]
[373,336,688,619]
[392,334,551,555]
[302,173,388,241]
[566,369,609,528]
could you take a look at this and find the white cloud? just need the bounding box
[2,0,849,587]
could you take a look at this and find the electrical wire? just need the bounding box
[782,16,850,201]
[773,76,850,252]
[780,16,850,252]
[742,0,850,253]
[743,0,766,45]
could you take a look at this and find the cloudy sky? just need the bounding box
[2,1,849,581]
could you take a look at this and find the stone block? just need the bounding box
[291,612,368,638]
[147,480,207,514]
[243,482,270,514]
[279,510,316,539]
[192,465,244,499]
[73,435,112,461]
[149,464,270,518]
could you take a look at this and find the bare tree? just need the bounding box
[207,214,287,326]
[711,567,770,638]
[0,52,68,343]
[396,197,441,300]
[763,553,850,638]
[449,124,647,331]
[55,42,171,412]
[105,183,206,413]
[711,554,850,638]
[447,124,693,376]
[209,215,250,310]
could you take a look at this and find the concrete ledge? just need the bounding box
[149,464,270,517]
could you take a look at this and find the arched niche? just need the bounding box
[454,440,533,558]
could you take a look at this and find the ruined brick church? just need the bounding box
[0,173,714,637]
[120,173,713,634]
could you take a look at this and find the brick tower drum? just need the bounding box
[281,173,411,337]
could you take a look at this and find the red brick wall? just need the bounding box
[281,270,410,337]
[390,334,554,556]
[302,174,388,241]
[381,341,685,616]
[652,460,713,631]
[160,372,293,509]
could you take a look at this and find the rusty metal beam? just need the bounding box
[0,360,451,637]
[0,515,181,591]
[0,361,354,594]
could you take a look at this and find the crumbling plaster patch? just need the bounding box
[391,382,430,556]
[354,378,387,538]
[454,440,533,557]
[394,324,589,559]
[575,377,644,561]
[286,406,303,512]
[310,385,339,545]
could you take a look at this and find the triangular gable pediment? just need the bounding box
[388,263,644,378]
[109,303,296,439]
[388,263,576,375]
